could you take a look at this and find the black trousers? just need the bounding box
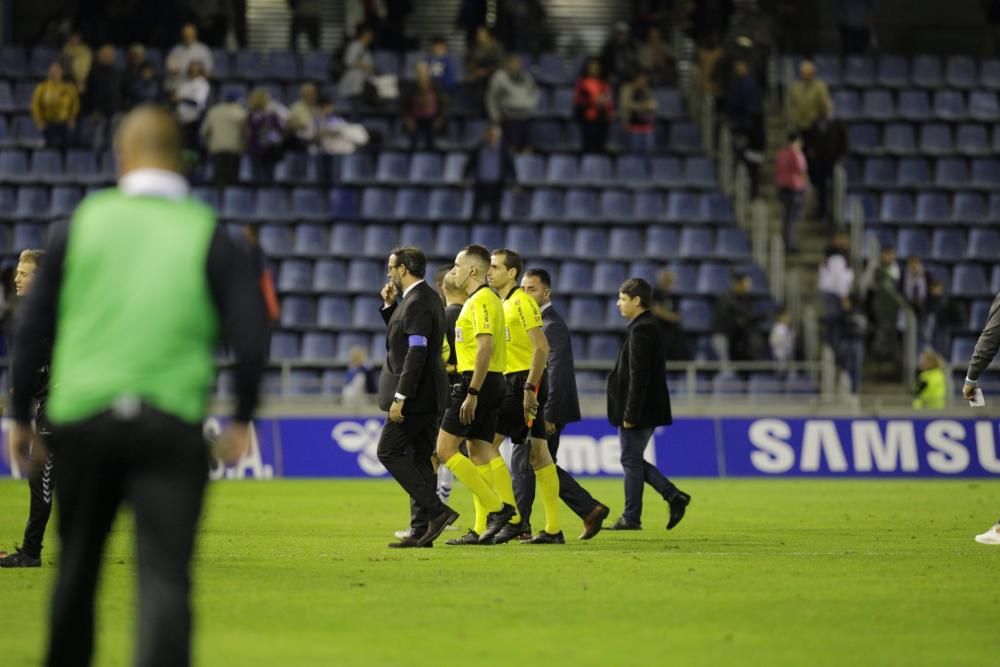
[290,14,321,50]
[46,408,208,667]
[377,411,444,537]
[471,182,503,224]
[511,426,601,528]
[212,152,241,191]
[22,439,56,559]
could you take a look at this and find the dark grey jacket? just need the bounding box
[541,304,581,426]
[967,291,1000,382]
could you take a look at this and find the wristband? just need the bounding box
[965,377,978,385]
[467,386,480,396]
[523,382,536,392]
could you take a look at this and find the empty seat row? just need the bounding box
[849,190,1000,226]
[792,54,1000,90]
[865,227,1000,262]
[848,156,1000,190]
[833,88,1000,122]
[848,122,1000,157]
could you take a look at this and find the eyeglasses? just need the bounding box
[387,264,401,271]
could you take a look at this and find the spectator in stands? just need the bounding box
[574,58,615,154]
[338,25,376,100]
[924,279,964,357]
[712,272,762,363]
[651,269,690,361]
[495,0,552,54]
[122,44,150,105]
[318,98,370,155]
[819,232,855,351]
[467,26,505,95]
[600,22,639,87]
[912,349,947,409]
[870,245,904,368]
[455,0,487,47]
[288,82,324,152]
[166,23,214,92]
[696,33,725,105]
[126,62,163,108]
[688,0,735,48]
[775,132,808,254]
[834,0,876,55]
[288,0,322,51]
[402,62,446,151]
[84,45,124,152]
[789,60,831,133]
[464,123,517,225]
[31,62,80,150]
[201,91,248,191]
[343,345,377,407]
[725,59,765,198]
[638,26,676,86]
[486,55,540,153]
[173,61,211,152]
[619,70,658,155]
[902,255,928,323]
[61,31,93,93]
[803,98,848,226]
[769,308,795,378]
[424,37,459,93]
[246,88,288,185]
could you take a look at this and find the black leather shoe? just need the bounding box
[579,503,610,540]
[388,534,432,548]
[415,506,460,547]
[0,546,41,568]
[526,530,565,544]
[607,516,642,530]
[445,529,483,545]
[666,491,691,530]
[492,520,528,545]
[479,503,517,543]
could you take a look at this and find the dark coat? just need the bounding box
[607,310,672,428]
[377,281,449,414]
[462,141,517,184]
[541,305,581,426]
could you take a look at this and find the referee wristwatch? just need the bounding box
[467,386,480,396]
[523,382,537,392]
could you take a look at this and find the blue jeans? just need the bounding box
[619,427,677,525]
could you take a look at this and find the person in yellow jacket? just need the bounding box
[913,350,947,409]
[31,62,80,149]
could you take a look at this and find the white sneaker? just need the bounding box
[974,523,1000,545]
[394,529,411,540]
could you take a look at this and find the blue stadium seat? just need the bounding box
[408,152,443,184]
[575,228,608,257]
[679,298,712,332]
[336,333,371,362]
[569,295,602,327]
[291,187,329,221]
[278,260,313,291]
[500,189,531,222]
[546,154,578,185]
[534,53,572,86]
[347,259,382,292]
[883,123,915,155]
[668,263,697,293]
[13,186,49,220]
[930,229,964,262]
[233,50,264,79]
[616,155,649,185]
[861,89,894,121]
[469,223,503,250]
[880,193,915,223]
[540,226,574,256]
[529,189,564,222]
[967,228,1000,260]
[441,152,466,184]
[587,335,620,361]
[0,149,27,182]
[919,124,953,156]
[951,265,990,297]
[956,124,990,156]
[634,191,665,220]
[372,50,401,76]
[275,153,317,185]
[259,225,293,256]
[352,297,384,330]
[863,157,896,188]
[565,189,599,222]
[844,56,874,87]
[609,228,643,259]
[684,157,717,188]
[48,186,81,219]
[287,370,321,396]
[716,227,751,259]
[549,88,575,120]
[270,332,300,360]
[748,374,782,394]
[654,88,684,118]
[219,81,248,103]
[847,123,879,155]
[935,158,969,188]
[877,55,908,88]
[651,156,683,186]
[11,115,42,149]
[505,225,539,252]
[280,296,317,328]
[814,54,841,85]
[514,153,545,185]
[784,374,817,395]
[933,90,967,121]
[293,224,328,256]
[329,188,359,220]
[320,369,346,394]
[972,158,1000,187]
[594,261,627,293]
[993,265,1000,293]
[946,56,977,88]
[254,187,292,223]
[26,149,61,184]
[529,119,567,152]
[950,336,976,365]
[317,295,350,327]
[981,58,1000,89]
[668,122,701,153]
[301,51,329,80]
[266,51,300,80]
[0,46,26,78]
[646,226,678,258]
[340,153,374,184]
[363,224,397,257]
[427,188,463,220]
[434,223,469,256]
[330,223,363,256]
[600,190,632,221]
[28,46,59,77]
[665,191,701,222]
[832,89,861,121]
[897,89,931,121]
[969,300,992,330]
[969,90,1000,122]
[394,188,430,220]
[695,262,731,295]
[13,223,45,249]
[898,157,930,187]
[580,154,613,185]
[912,55,942,87]
[302,331,336,359]
[678,227,713,258]
[360,187,394,220]
[191,187,219,210]
[712,373,746,395]
[561,263,595,293]
[399,223,434,249]
[915,192,950,224]
[953,192,986,221]
[375,151,410,183]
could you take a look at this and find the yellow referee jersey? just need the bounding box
[502,287,543,374]
[455,285,506,373]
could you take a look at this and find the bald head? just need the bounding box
[442,272,466,303]
[115,105,183,176]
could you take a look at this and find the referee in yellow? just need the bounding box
[486,249,564,544]
[10,105,267,667]
[423,244,518,546]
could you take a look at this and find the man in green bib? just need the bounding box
[10,106,267,667]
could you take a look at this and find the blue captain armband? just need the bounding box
[408,335,428,347]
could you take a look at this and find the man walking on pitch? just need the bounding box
[1,250,54,568]
[520,268,610,540]
[425,244,517,546]
[378,247,457,548]
[9,105,267,666]
[485,249,564,545]
[607,278,691,531]
[962,288,1000,545]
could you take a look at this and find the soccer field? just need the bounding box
[1,478,997,666]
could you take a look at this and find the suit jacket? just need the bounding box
[541,305,581,426]
[607,310,672,428]
[462,141,517,185]
[377,281,449,414]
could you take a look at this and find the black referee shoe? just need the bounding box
[666,491,691,530]
[415,506,460,547]
[491,520,528,545]
[479,503,517,544]
[445,529,483,545]
[525,531,565,544]
[0,546,41,568]
[388,534,432,549]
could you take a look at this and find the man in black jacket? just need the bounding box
[378,246,458,548]
[464,124,517,225]
[607,278,690,531]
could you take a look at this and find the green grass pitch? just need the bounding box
[2,478,998,666]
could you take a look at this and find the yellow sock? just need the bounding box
[473,463,493,535]
[489,456,521,524]
[445,453,502,516]
[536,463,561,534]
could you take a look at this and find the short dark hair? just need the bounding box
[390,246,427,278]
[787,131,800,143]
[731,271,749,283]
[492,248,524,280]
[434,264,450,286]
[461,243,491,268]
[523,268,551,288]
[619,278,652,308]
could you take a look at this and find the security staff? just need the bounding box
[10,106,267,667]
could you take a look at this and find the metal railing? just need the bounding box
[719,126,735,196]
[902,305,918,386]
[750,198,768,269]
[768,233,784,304]
[734,162,750,229]
[832,162,847,229]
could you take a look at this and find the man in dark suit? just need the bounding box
[463,123,517,225]
[377,246,458,548]
[607,278,691,531]
[519,269,610,540]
